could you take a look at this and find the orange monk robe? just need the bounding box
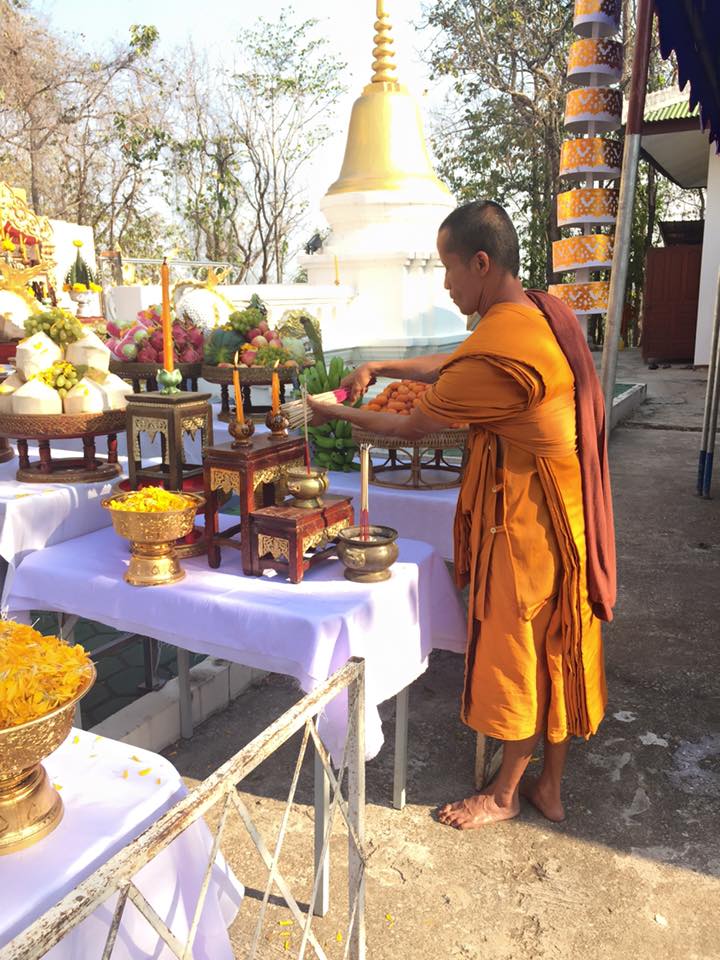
[418,302,607,743]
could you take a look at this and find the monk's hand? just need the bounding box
[341,363,376,404]
[307,396,344,427]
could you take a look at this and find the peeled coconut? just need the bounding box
[63,377,105,415]
[98,372,133,411]
[15,333,63,381]
[65,330,111,374]
[11,379,62,415]
[0,373,24,413]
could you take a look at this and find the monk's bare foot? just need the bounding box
[520,776,565,822]
[437,792,520,830]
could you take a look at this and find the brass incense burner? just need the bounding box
[103,492,204,586]
[0,665,95,855]
[337,525,399,582]
[285,466,329,509]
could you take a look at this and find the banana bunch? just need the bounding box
[39,361,79,399]
[25,309,83,347]
[301,356,359,472]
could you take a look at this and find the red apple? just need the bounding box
[250,335,268,348]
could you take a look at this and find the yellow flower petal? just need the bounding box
[138,768,151,776]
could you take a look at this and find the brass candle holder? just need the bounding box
[103,492,204,586]
[0,665,95,855]
[265,409,290,438]
[337,524,399,582]
[229,417,255,447]
[285,466,329,509]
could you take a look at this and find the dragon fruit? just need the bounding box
[186,326,204,348]
[137,344,159,364]
[106,320,123,339]
[180,344,202,363]
[120,342,138,361]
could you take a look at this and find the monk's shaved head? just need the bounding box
[439,201,521,278]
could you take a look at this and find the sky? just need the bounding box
[39,0,445,228]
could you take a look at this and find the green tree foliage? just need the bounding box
[423,0,573,287]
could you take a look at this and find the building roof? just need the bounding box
[654,0,720,151]
[645,99,700,124]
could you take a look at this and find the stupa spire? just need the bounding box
[371,0,399,86]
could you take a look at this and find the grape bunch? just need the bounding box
[39,361,80,399]
[25,309,83,346]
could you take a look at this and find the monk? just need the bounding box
[309,200,615,828]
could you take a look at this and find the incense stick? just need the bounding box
[302,385,311,474]
[360,442,370,540]
[280,388,348,430]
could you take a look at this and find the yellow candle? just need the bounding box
[271,361,280,415]
[160,258,174,373]
[333,255,340,286]
[232,352,244,425]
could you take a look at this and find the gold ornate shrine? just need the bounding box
[0,183,54,266]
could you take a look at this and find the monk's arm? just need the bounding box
[308,396,445,441]
[341,354,450,402]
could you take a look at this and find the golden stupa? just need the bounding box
[326,0,451,197]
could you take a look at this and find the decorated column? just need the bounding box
[549,0,623,341]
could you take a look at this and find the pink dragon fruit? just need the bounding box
[149,329,165,352]
[121,342,138,361]
[106,320,123,339]
[137,345,159,364]
[186,326,204,348]
[180,344,202,363]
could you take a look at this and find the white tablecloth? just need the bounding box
[0,406,459,606]
[7,529,466,762]
[0,728,243,959]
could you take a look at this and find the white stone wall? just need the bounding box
[695,147,720,366]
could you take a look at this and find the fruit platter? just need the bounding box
[202,295,309,419]
[0,308,131,482]
[106,304,204,391]
[353,379,468,489]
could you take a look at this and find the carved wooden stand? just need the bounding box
[204,434,306,573]
[126,392,213,490]
[249,496,354,583]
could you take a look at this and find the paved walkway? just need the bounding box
[166,350,719,959]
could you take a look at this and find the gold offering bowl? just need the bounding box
[0,664,95,855]
[103,492,204,586]
[337,525,399,583]
[286,466,329,509]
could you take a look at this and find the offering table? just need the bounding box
[6,523,466,779]
[0,727,242,959]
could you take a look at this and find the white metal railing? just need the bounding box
[0,658,367,960]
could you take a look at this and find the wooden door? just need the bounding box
[642,245,702,362]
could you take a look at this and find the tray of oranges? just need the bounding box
[352,380,468,489]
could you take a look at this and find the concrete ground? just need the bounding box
[167,350,720,959]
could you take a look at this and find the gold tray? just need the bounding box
[201,363,307,385]
[351,426,468,490]
[0,409,126,440]
[110,360,201,380]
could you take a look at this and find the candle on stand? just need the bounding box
[160,258,174,373]
[360,442,370,540]
[271,361,280,415]
[232,352,245,426]
[333,255,340,286]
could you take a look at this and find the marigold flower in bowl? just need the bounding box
[71,282,88,293]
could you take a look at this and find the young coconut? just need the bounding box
[15,332,62,381]
[11,378,63,415]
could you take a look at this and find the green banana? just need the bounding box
[313,451,332,467]
[313,433,338,450]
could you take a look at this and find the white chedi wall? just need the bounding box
[300,186,466,350]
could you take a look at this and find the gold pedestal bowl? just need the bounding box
[103,493,204,586]
[286,466,329,509]
[0,665,95,855]
[337,525,399,582]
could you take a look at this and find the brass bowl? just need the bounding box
[103,492,204,586]
[286,466,329,509]
[0,663,95,855]
[337,525,399,583]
